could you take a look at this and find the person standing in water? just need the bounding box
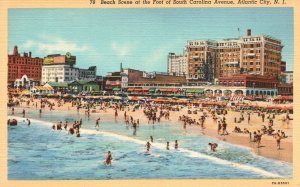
[166,142,170,150]
[105,151,113,166]
[22,109,25,118]
[95,118,100,128]
[145,141,151,152]
[175,140,178,150]
[26,118,31,126]
[150,136,153,143]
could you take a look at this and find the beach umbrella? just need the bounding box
[287,105,293,111]
[114,96,122,100]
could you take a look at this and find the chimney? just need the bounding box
[29,51,32,57]
[247,29,251,36]
[13,46,18,56]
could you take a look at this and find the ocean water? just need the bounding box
[8,108,292,179]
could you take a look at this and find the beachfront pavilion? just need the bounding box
[68,80,100,94]
[125,85,278,97]
[44,82,68,94]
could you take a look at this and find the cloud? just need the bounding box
[37,40,88,54]
[111,41,135,58]
[18,35,89,54]
[16,35,102,70]
[19,40,35,50]
[142,45,172,71]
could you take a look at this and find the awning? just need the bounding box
[159,88,178,92]
[149,88,156,92]
[134,88,143,91]
[185,89,204,93]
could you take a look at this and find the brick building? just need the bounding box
[216,74,279,96]
[281,61,286,72]
[277,83,293,96]
[8,46,43,87]
[184,29,283,83]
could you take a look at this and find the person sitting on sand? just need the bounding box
[233,126,242,133]
[281,130,287,138]
[105,151,113,166]
[208,143,218,152]
[243,128,249,134]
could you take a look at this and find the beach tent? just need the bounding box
[20,89,30,96]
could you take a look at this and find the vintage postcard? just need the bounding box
[0,0,299,187]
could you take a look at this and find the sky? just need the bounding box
[8,8,294,75]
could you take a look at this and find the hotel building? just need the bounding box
[8,46,43,87]
[171,29,283,84]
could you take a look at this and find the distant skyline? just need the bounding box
[9,8,294,75]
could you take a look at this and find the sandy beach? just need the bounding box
[9,97,293,163]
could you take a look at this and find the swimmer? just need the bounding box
[208,143,218,152]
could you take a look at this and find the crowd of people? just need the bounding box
[8,95,293,165]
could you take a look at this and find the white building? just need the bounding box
[14,74,39,89]
[41,65,79,84]
[120,72,128,89]
[167,52,187,76]
[282,71,293,84]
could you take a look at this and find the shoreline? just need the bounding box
[8,98,293,163]
[8,115,290,179]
